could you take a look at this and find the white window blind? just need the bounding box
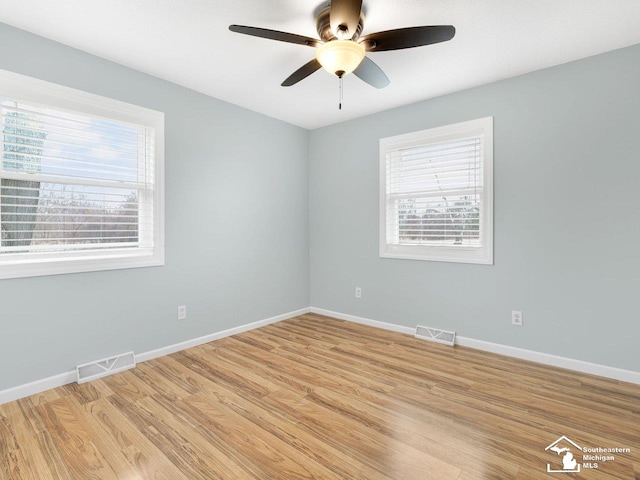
[380,117,493,264]
[0,69,164,279]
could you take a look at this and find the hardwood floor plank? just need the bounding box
[19,387,63,407]
[272,345,397,393]
[176,347,275,397]
[61,380,113,406]
[283,342,436,391]
[236,327,312,351]
[224,336,398,398]
[84,398,185,480]
[38,397,121,480]
[101,369,156,402]
[332,342,476,389]
[107,393,248,479]
[303,384,519,479]
[0,405,31,480]
[0,401,62,480]
[200,344,314,395]
[265,321,360,349]
[129,361,192,401]
[12,399,73,479]
[195,348,496,476]
[157,354,395,479]
[182,392,341,479]
[262,389,462,480]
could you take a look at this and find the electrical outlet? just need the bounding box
[178,305,187,321]
[355,287,362,298]
[512,310,523,326]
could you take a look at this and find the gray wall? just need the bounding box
[0,23,310,391]
[309,44,640,371]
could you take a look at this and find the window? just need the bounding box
[0,70,164,279]
[379,117,493,264]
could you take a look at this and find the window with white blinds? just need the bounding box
[379,117,493,264]
[0,70,164,279]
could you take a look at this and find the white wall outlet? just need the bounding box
[355,287,362,298]
[177,305,187,321]
[512,310,523,326]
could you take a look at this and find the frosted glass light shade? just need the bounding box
[315,40,365,76]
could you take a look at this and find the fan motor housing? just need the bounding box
[316,6,364,42]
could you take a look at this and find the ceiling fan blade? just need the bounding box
[360,25,455,52]
[281,59,322,86]
[229,25,321,48]
[330,0,362,38]
[353,57,390,89]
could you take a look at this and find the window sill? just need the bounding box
[0,249,164,280]
[380,244,493,265]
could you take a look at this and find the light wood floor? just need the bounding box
[1,313,639,479]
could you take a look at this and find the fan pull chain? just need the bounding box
[338,74,344,110]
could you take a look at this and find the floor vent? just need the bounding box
[415,326,456,346]
[76,351,136,384]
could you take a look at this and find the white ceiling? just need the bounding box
[1,1,639,129]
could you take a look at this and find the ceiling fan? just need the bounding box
[229,0,455,90]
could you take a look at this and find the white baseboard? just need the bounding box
[310,307,415,335]
[309,307,640,385]
[454,336,640,385]
[135,307,310,363]
[0,371,77,406]
[0,307,311,406]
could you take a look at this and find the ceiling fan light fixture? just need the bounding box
[315,40,365,76]
[230,0,456,88]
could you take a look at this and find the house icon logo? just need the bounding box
[545,436,582,473]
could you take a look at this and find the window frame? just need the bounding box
[0,69,164,279]
[379,117,493,265]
